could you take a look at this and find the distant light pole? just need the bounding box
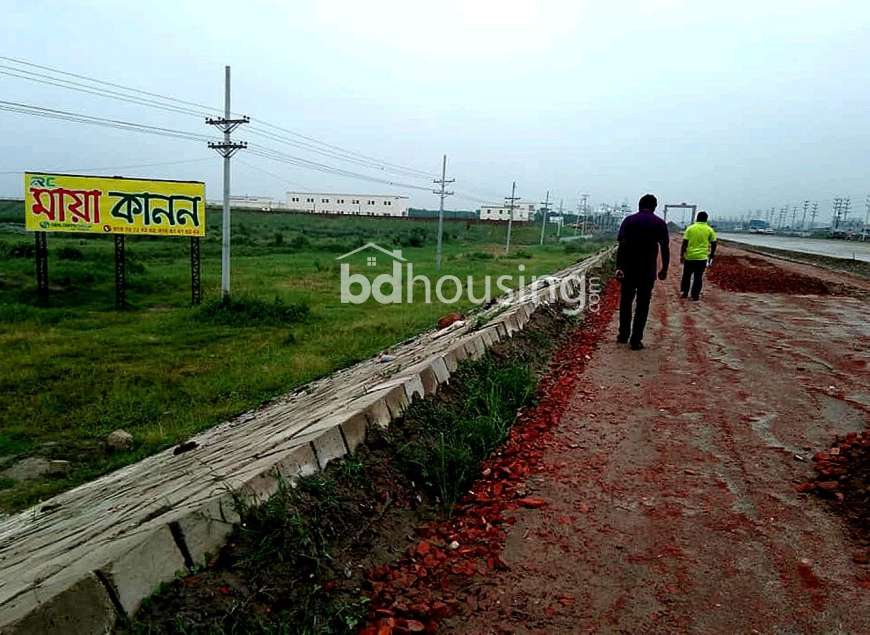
[539,190,551,246]
[504,181,518,255]
[433,154,454,271]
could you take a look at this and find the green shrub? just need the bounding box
[467,251,495,260]
[57,246,84,261]
[199,296,310,326]
[395,355,535,510]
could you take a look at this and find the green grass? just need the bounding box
[0,199,608,511]
[393,355,536,511]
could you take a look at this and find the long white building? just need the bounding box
[286,192,410,217]
[479,202,536,222]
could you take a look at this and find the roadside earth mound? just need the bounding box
[708,254,840,294]
[798,431,870,569]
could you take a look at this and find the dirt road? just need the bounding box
[443,245,870,633]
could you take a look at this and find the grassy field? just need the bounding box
[0,199,608,512]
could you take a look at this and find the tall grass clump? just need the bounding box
[395,355,535,510]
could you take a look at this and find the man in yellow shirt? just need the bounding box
[680,211,717,301]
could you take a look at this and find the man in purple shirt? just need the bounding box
[615,194,670,350]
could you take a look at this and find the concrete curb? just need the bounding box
[0,246,614,634]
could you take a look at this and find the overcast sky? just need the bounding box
[3,0,869,221]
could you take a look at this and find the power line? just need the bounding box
[235,158,310,190]
[251,121,436,179]
[0,55,221,116]
[0,100,215,142]
[0,55,437,180]
[244,126,433,180]
[0,157,211,176]
[0,99,429,193]
[247,144,433,192]
[0,66,212,118]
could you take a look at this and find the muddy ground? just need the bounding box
[363,242,870,634]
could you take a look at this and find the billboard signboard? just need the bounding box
[24,172,206,237]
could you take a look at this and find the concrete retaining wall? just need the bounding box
[0,247,613,633]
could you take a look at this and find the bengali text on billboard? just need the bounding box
[24,172,206,236]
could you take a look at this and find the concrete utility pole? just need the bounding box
[801,200,810,230]
[539,190,551,246]
[778,206,788,230]
[833,197,843,229]
[579,193,590,235]
[791,205,799,229]
[504,181,518,255]
[842,197,852,226]
[433,154,454,271]
[864,195,870,241]
[557,199,564,238]
[810,202,819,229]
[206,65,249,300]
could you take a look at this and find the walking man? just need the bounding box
[616,194,670,350]
[680,211,717,300]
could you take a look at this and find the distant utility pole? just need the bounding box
[864,195,870,241]
[767,206,776,224]
[579,193,590,235]
[433,154,454,271]
[504,181,519,255]
[778,206,788,229]
[842,197,852,226]
[810,202,819,229]
[539,190,551,246]
[833,197,843,229]
[557,199,564,238]
[801,200,810,230]
[207,65,249,300]
[791,205,799,229]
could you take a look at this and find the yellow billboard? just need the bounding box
[24,172,206,236]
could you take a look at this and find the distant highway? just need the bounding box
[718,233,870,263]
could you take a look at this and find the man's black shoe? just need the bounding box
[630,341,644,350]
[617,335,629,344]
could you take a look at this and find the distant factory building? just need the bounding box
[230,195,275,211]
[478,202,536,222]
[286,192,410,217]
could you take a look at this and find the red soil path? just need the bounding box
[363,243,870,634]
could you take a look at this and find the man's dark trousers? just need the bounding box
[619,275,655,345]
[680,259,707,299]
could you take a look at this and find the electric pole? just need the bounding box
[863,194,870,241]
[207,65,249,300]
[842,197,852,226]
[539,190,551,246]
[579,193,590,235]
[810,202,818,229]
[791,205,798,230]
[833,197,843,229]
[557,199,564,238]
[433,154,454,271]
[504,181,518,255]
[779,206,788,230]
[801,200,810,231]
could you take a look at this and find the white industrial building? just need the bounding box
[286,192,410,217]
[479,202,536,222]
[230,195,275,211]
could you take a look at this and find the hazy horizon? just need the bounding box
[3,0,870,223]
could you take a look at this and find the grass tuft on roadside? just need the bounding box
[393,357,536,510]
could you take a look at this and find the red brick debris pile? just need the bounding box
[358,281,620,634]
[798,431,870,566]
[707,254,836,295]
